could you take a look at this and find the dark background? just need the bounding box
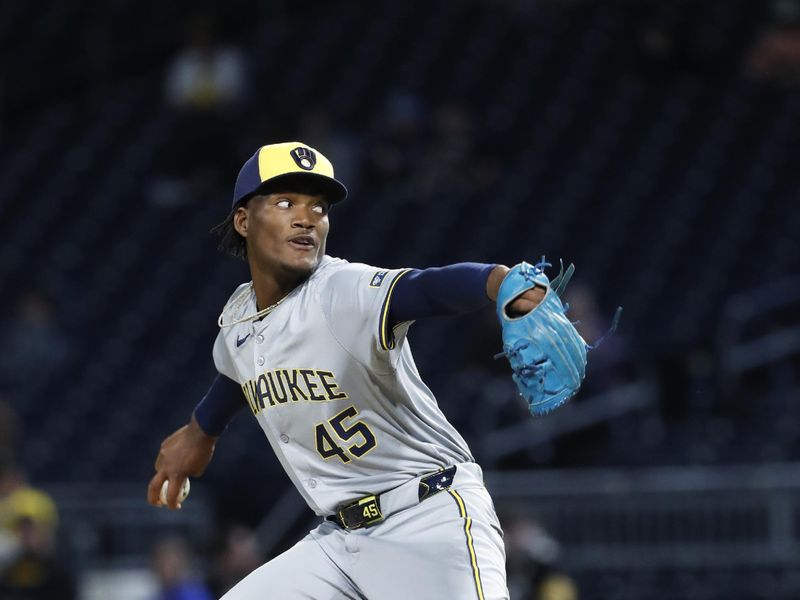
[1,1,798,598]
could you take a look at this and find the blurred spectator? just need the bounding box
[149,14,248,207]
[151,537,213,600]
[165,16,246,112]
[0,461,75,600]
[504,515,578,600]
[0,290,71,395]
[0,402,19,569]
[535,574,579,600]
[746,0,800,84]
[207,524,264,597]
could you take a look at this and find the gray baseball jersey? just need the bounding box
[213,255,475,516]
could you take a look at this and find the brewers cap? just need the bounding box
[232,142,348,207]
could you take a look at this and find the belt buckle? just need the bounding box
[339,495,384,530]
[357,495,384,527]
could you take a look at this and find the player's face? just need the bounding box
[240,191,330,277]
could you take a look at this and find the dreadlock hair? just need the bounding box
[211,178,335,260]
[211,197,250,260]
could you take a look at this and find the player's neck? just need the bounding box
[250,268,304,311]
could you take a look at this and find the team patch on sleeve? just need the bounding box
[369,271,388,288]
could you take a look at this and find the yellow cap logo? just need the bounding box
[290,147,316,170]
[256,141,335,182]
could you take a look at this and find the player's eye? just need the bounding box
[276,199,291,209]
[312,204,327,215]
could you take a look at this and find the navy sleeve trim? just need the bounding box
[193,373,246,436]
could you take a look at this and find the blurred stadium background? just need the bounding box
[0,0,798,598]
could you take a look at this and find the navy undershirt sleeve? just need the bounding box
[193,373,246,436]
[388,262,498,323]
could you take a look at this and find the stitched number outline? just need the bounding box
[314,406,377,463]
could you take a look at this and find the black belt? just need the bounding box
[326,465,457,530]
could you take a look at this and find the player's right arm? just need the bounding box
[147,373,245,509]
[148,286,251,509]
[147,413,217,509]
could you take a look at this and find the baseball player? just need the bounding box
[148,142,548,599]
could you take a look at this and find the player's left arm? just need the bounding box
[388,263,544,324]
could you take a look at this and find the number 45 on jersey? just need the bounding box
[315,405,377,463]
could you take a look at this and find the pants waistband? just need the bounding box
[326,462,483,530]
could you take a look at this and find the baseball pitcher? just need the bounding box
[148,142,589,599]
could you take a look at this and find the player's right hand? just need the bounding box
[147,415,217,509]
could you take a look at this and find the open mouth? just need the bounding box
[288,235,315,251]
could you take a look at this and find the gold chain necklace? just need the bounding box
[217,283,289,328]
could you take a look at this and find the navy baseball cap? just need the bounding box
[232,142,348,207]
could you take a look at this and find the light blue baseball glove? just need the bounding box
[495,259,590,415]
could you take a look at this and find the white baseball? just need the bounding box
[160,478,190,505]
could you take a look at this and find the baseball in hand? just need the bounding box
[160,478,190,505]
